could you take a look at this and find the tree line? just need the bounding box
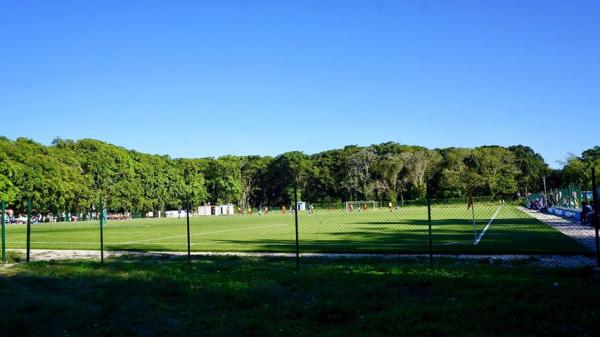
[0,136,598,213]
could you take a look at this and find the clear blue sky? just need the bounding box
[1,0,598,167]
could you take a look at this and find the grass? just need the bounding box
[1,256,600,336]
[4,204,591,255]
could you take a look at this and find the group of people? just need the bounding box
[0,210,77,224]
[346,202,397,212]
[0,209,123,224]
[1,209,24,224]
[233,204,315,215]
[528,192,595,225]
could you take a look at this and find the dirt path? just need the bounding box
[5,248,596,268]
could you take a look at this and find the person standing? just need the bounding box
[581,200,590,224]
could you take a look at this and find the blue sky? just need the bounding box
[1,0,598,167]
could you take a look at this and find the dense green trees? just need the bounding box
[508,145,551,194]
[0,136,595,214]
[559,146,600,190]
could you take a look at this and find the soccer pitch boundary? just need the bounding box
[6,221,469,247]
[119,223,288,245]
[473,204,503,245]
[5,218,472,247]
[6,204,591,255]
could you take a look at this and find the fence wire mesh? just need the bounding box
[1,172,598,265]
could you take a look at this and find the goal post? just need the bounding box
[345,201,378,211]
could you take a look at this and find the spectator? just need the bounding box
[540,193,547,212]
[581,200,592,224]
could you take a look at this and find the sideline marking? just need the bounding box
[474,205,503,245]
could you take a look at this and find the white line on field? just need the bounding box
[473,205,503,245]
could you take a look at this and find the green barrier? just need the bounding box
[526,185,593,210]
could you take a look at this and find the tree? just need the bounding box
[177,159,209,207]
[509,145,549,194]
[401,150,441,199]
[204,157,243,204]
[374,154,405,204]
[261,151,314,205]
[342,148,376,200]
[0,136,588,212]
[238,156,271,208]
[466,146,519,197]
[438,148,472,198]
[560,154,589,189]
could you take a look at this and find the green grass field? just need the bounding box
[2,256,600,337]
[4,204,590,255]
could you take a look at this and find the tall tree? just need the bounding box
[342,148,376,200]
[509,145,549,194]
[401,150,441,199]
[374,154,405,204]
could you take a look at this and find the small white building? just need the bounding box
[197,206,212,216]
[215,204,235,216]
[145,211,161,218]
[296,202,306,211]
[164,210,185,218]
[196,204,235,216]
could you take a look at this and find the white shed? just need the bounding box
[164,210,185,218]
[197,206,212,216]
[214,204,235,216]
[196,204,235,216]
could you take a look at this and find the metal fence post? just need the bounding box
[294,179,300,271]
[470,191,476,242]
[592,168,600,267]
[426,177,433,267]
[186,194,191,264]
[26,198,31,263]
[99,201,104,264]
[1,200,5,263]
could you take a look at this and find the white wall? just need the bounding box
[196,205,235,216]
[215,205,234,216]
[164,210,184,218]
[197,206,212,216]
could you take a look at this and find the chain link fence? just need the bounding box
[1,169,599,267]
[526,186,592,211]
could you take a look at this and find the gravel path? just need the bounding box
[520,207,598,253]
[6,249,596,268]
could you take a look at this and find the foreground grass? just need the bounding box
[1,257,600,337]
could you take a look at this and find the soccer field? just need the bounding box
[3,204,591,255]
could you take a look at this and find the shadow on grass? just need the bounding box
[1,255,599,337]
[102,216,591,256]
